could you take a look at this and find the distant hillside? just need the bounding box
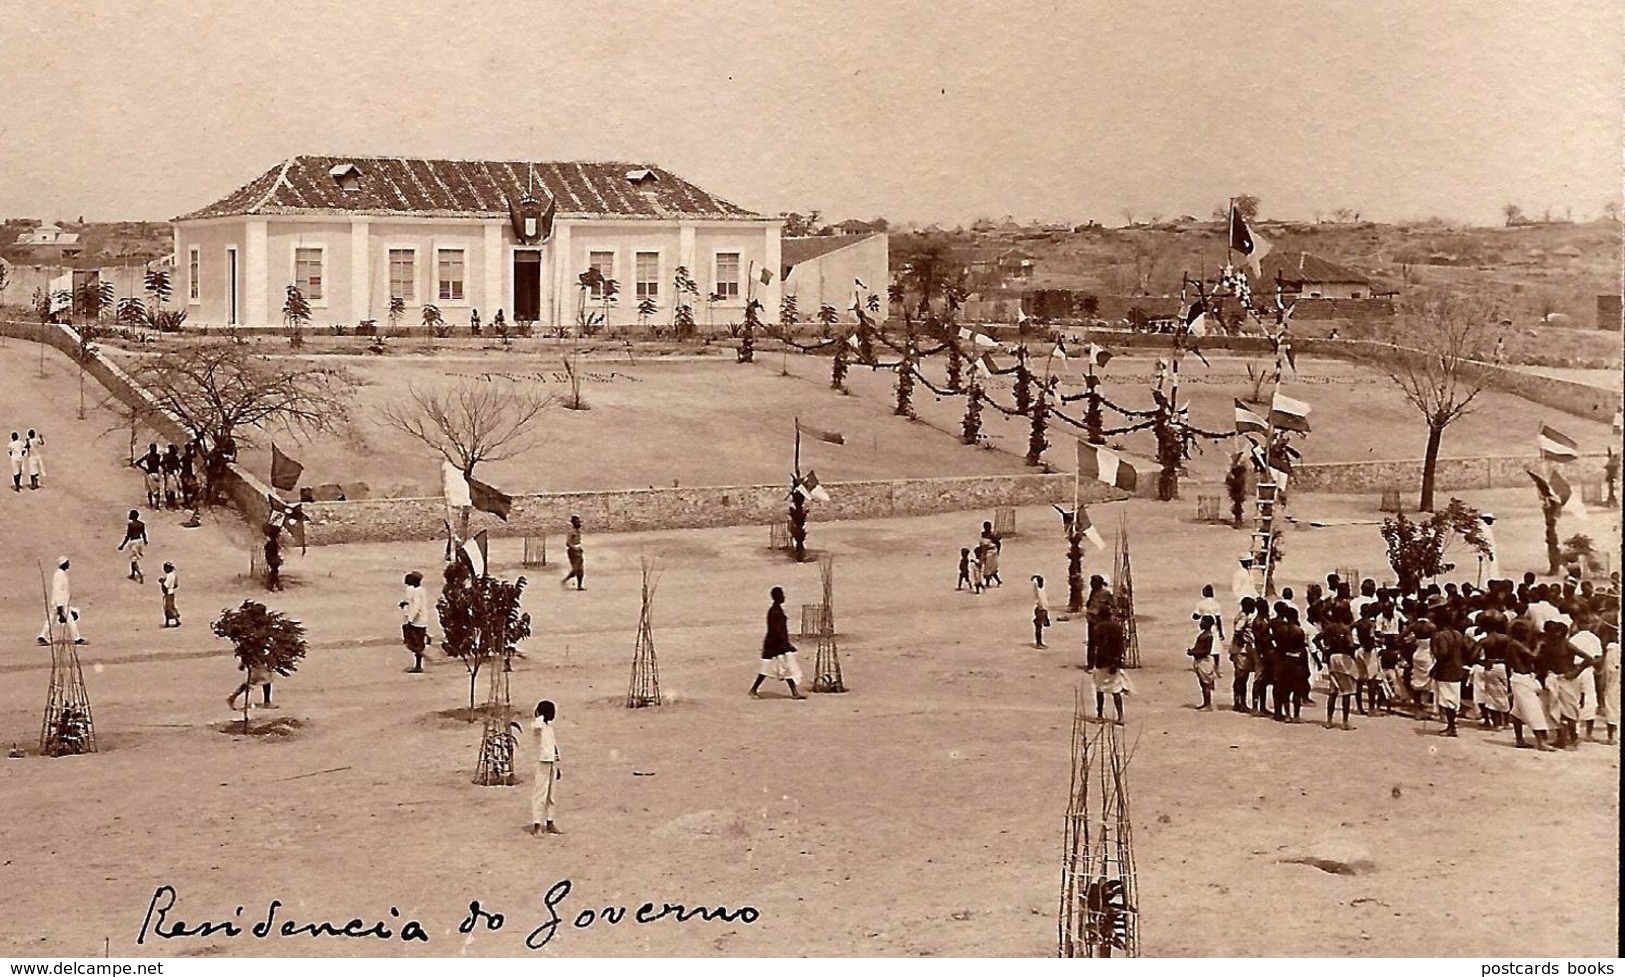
[0,218,171,267]
[892,218,1621,324]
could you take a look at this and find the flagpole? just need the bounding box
[1226,197,1235,266]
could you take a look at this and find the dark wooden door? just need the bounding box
[513,250,542,321]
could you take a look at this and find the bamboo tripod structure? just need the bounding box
[1058,690,1139,958]
[1112,514,1140,668]
[473,618,517,787]
[40,631,96,756]
[626,557,663,708]
[810,554,846,693]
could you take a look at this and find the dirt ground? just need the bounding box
[0,342,1617,958]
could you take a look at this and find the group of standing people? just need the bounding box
[136,440,202,511]
[7,429,46,492]
[956,520,1004,594]
[1200,570,1620,747]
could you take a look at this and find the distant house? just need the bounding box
[10,222,83,261]
[832,218,886,236]
[1256,251,1374,300]
[996,248,1037,280]
[780,232,888,321]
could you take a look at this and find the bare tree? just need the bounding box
[378,379,552,480]
[1502,202,1524,227]
[1375,291,1498,511]
[131,343,354,500]
[1130,237,1170,294]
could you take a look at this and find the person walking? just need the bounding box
[399,571,431,672]
[38,557,85,645]
[159,562,181,628]
[528,700,563,836]
[561,515,585,590]
[750,586,805,699]
[117,509,149,583]
[1032,575,1051,648]
[7,432,25,492]
[981,534,1002,588]
[24,429,45,491]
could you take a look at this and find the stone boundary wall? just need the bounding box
[0,318,278,526]
[1292,452,1612,495]
[296,473,1106,545]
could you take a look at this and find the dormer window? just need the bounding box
[624,169,658,185]
[329,163,362,192]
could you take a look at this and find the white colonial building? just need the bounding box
[171,155,788,330]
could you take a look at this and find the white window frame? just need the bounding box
[712,250,742,302]
[434,246,467,305]
[289,243,329,308]
[187,245,201,304]
[634,249,663,303]
[587,249,616,300]
[386,246,419,305]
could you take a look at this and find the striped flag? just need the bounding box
[1537,424,1578,463]
[1075,504,1106,550]
[1269,391,1312,433]
[1077,440,1138,493]
[795,470,832,503]
[468,476,513,521]
[1085,344,1113,369]
[1234,399,1269,436]
[460,530,490,578]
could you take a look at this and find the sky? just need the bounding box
[0,0,1619,227]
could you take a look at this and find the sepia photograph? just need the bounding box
[0,0,1618,963]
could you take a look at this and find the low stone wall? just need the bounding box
[298,472,1105,545]
[1293,452,1612,495]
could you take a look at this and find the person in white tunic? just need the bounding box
[6,432,26,492]
[1597,640,1620,746]
[528,700,562,835]
[37,557,85,645]
[24,429,45,490]
[1476,513,1500,583]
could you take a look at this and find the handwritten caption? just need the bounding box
[137,881,759,950]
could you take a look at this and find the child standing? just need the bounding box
[159,562,181,628]
[957,548,973,591]
[1188,615,1220,710]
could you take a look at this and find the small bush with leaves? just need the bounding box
[437,558,532,710]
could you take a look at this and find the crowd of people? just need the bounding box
[1186,569,1621,749]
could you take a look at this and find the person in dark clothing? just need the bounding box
[138,443,163,509]
[1229,597,1256,712]
[263,522,284,592]
[750,586,805,699]
[1250,601,1275,715]
[561,515,585,590]
[161,443,182,508]
[1188,615,1220,710]
[1084,575,1113,671]
[1318,615,1358,730]
[179,442,200,509]
[1091,602,1128,724]
[206,425,238,505]
[1274,604,1308,722]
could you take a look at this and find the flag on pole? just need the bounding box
[1077,440,1138,492]
[802,425,845,446]
[1075,503,1106,550]
[460,530,490,578]
[1085,343,1114,369]
[1234,399,1270,436]
[1528,469,1558,507]
[1549,469,1588,520]
[854,278,867,290]
[1537,423,1578,463]
[795,470,832,503]
[759,267,775,286]
[1229,207,1273,277]
[441,460,472,509]
[1269,391,1313,433]
[959,327,998,349]
[1183,298,1209,337]
[270,442,303,491]
[468,476,513,521]
[1248,438,1290,491]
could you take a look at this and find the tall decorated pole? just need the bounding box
[789,420,808,563]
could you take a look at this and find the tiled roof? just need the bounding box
[1258,251,1370,285]
[176,155,764,222]
[781,233,879,276]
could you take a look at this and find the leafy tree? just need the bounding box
[672,266,699,338]
[816,303,839,338]
[437,558,532,710]
[213,600,308,732]
[739,298,761,363]
[1379,498,1489,595]
[637,296,657,329]
[143,268,173,319]
[117,296,147,327]
[1376,291,1496,510]
[1225,453,1249,528]
[894,325,915,417]
[780,210,821,237]
[779,293,799,332]
[388,294,406,329]
[1502,203,1524,227]
[422,303,448,338]
[282,284,312,347]
[1233,194,1261,221]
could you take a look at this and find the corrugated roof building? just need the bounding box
[172,155,780,330]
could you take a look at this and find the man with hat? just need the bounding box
[1232,555,1259,608]
[37,557,85,645]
